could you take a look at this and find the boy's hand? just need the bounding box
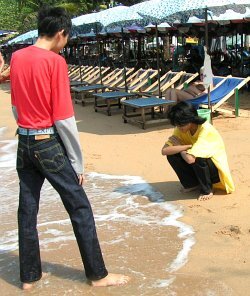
[78,174,85,185]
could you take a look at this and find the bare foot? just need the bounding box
[22,282,33,290]
[22,272,48,290]
[198,192,213,201]
[180,185,200,193]
[91,273,130,287]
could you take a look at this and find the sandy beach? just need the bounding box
[0,81,250,295]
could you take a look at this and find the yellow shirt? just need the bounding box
[166,121,235,193]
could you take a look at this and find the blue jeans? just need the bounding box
[16,134,108,283]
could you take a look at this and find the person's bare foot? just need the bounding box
[91,273,130,287]
[22,282,33,290]
[180,185,200,193]
[198,192,213,201]
[22,272,48,290]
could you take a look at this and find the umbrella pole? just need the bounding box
[240,25,244,77]
[79,61,82,82]
[155,24,161,98]
[78,42,82,82]
[205,7,212,124]
[121,27,128,92]
[95,24,103,84]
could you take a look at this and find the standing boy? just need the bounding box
[11,6,130,290]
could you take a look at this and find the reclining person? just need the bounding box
[164,67,209,102]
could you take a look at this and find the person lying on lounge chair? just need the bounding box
[164,67,209,102]
[161,101,235,201]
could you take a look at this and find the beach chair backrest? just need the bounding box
[119,68,143,87]
[130,69,158,91]
[129,69,149,87]
[213,76,225,86]
[188,77,245,108]
[109,67,135,88]
[177,72,199,88]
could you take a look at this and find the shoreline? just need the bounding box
[1,82,250,294]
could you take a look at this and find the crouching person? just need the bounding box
[161,101,235,201]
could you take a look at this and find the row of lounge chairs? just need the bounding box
[68,64,250,129]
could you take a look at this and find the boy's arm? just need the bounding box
[162,136,192,156]
[55,116,84,175]
[12,106,18,121]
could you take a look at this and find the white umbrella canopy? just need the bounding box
[72,5,144,32]
[72,5,145,90]
[96,5,144,28]
[205,6,250,22]
[128,0,250,24]
[72,12,98,27]
[7,30,38,45]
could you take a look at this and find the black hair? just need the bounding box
[167,101,206,126]
[37,6,72,38]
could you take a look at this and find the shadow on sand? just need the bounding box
[0,252,87,290]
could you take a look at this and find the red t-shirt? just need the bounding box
[11,46,74,128]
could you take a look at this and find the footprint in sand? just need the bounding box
[91,154,101,159]
[188,204,213,213]
[215,225,241,239]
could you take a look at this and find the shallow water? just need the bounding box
[0,127,233,295]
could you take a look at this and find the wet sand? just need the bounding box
[0,82,250,295]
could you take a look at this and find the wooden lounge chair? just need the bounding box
[89,67,134,86]
[105,67,135,88]
[70,68,135,105]
[82,66,111,83]
[142,71,184,97]
[113,69,158,93]
[129,69,158,92]
[115,68,157,92]
[176,72,199,90]
[114,68,144,89]
[69,65,93,81]
[120,75,230,129]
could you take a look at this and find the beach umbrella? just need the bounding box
[165,0,250,113]
[95,6,145,91]
[129,0,250,24]
[72,6,145,31]
[7,29,38,45]
[129,0,250,98]
[187,6,250,22]
[72,12,103,83]
[129,1,250,49]
[128,1,184,97]
[72,6,144,88]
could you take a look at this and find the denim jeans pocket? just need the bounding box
[16,147,24,169]
[34,143,66,173]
